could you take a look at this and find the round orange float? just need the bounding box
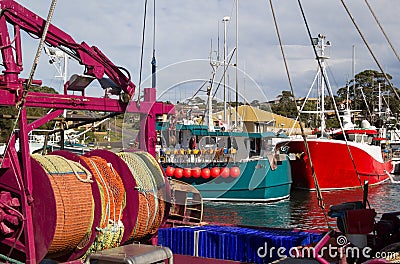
[210,167,220,178]
[183,168,192,178]
[230,166,241,178]
[174,168,183,178]
[191,167,202,178]
[201,168,211,179]
[165,166,175,177]
[220,167,230,178]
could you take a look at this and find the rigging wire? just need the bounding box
[187,79,209,103]
[364,0,400,63]
[340,0,400,102]
[212,48,236,98]
[297,1,365,193]
[151,0,157,89]
[268,0,331,229]
[153,0,156,53]
[137,0,149,105]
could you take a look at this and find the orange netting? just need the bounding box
[32,154,94,258]
[81,156,125,228]
[32,151,167,259]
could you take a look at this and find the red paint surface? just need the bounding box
[278,139,392,190]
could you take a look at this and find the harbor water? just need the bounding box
[203,182,400,230]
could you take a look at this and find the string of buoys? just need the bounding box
[165,166,241,179]
[29,150,168,262]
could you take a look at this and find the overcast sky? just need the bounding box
[16,0,400,104]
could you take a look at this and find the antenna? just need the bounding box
[235,0,239,129]
[217,21,220,62]
[151,0,156,89]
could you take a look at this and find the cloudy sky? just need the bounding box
[16,0,400,103]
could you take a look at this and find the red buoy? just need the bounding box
[165,166,175,177]
[201,168,211,179]
[220,167,230,178]
[191,167,202,178]
[230,166,241,178]
[174,168,183,179]
[210,167,220,178]
[183,168,192,178]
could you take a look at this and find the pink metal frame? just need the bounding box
[0,1,173,262]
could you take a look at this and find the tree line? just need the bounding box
[0,86,58,142]
[271,70,400,129]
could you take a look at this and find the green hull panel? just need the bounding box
[178,158,292,202]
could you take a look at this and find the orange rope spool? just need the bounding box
[135,152,167,235]
[148,190,166,236]
[132,192,164,240]
[132,192,150,240]
[78,155,126,258]
[81,156,110,228]
[117,152,165,242]
[32,154,94,259]
[81,156,126,228]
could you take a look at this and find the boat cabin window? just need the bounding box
[348,134,373,144]
[248,138,261,157]
[260,138,274,157]
[217,137,228,149]
[229,137,238,150]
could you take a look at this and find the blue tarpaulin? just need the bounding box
[158,225,324,263]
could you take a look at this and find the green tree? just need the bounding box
[0,86,59,141]
[271,90,297,118]
[336,69,399,126]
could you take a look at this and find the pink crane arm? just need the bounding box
[0,0,135,97]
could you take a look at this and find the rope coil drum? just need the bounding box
[80,156,126,257]
[29,150,168,261]
[118,152,166,241]
[32,154,94,259]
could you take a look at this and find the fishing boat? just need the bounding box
[276,34,393,190]
[153,13,292,201]
[158,123,292,202]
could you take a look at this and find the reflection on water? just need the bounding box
[203,182,400,230]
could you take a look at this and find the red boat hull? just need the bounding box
[277,139,393,190]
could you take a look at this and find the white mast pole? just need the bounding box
[223,16,230,127]
[235,0,239,129]
[319,35,326,133]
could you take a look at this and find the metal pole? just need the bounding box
[235,0,239,128]
[223,16,230,125]
[352,45,355,113]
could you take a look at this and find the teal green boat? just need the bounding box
[157,124,292,202]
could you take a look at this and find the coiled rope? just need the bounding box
[31,154,94,258]
[135,152,166,235]
[135,151,166,189]
[117,152,165,241]
[30,151,167,259]
[80,156,126,258]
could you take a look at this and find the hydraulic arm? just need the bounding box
[0,0,135,97]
